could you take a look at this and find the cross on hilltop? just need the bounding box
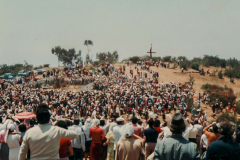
[147,44,156,59]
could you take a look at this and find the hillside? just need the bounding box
[113,63,240,122]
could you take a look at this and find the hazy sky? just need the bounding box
[1,0,240,67]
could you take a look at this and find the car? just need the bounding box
[35,69,43,74]
[18,70,29,77]
[0,73,16,79]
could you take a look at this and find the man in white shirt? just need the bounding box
[113,117,124,154]
[18,103,77,160]
[194,119,203,149]
[68,119,85,160]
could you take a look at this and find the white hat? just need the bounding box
[116,117,124,122]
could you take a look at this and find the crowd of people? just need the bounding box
[0,62,240,160]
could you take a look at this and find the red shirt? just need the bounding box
[89,126,105,143]
[153,126,163,134]
[59,138,71,158]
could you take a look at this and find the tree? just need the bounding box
[51,46,62,67]
[51,46,82,66]
[96,51,119,63]
[84,40,93,65]
[75,50,83,65]
[218,70,223,79]
[23,60,33,71]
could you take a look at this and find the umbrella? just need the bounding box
[14,112,36,119]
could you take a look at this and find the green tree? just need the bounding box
[218,70,223,79]
[51,46,62,67]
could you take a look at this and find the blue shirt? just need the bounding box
[154,134,200,160]
[205,136,240,160]
[144,127,158,143]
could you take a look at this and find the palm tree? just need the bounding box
[84,40,93,64]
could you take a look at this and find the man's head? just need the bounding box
[218,121,236,138]
[19,123,27,133]
[116,117,125,125]
[74,119,80,125]
[36,103,51,124]
[212,123,219,133]
[168,113,187,134]
[147,119,154,128]
[56,120,68,129]
[194,119,199,125]
[131,117,138,124]
[154,119,161,127]
[100,120,105,126]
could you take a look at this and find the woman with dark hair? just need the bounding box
[153,119,162,134]
[56,120,74,160]
[206,121,240,160]
[18,123,27,140]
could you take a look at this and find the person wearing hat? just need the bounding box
[113,117,124,156]
[154,113,200,160]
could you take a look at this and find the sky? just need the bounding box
[1,0,240,67]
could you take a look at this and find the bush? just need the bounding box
[191,62,200,71]
[177,56,187,61]
[201,83,236,107]
[43,64,50,67]
[224,67,240,78]
[152,57,161,61]
[180,60,191,70]
[162,56,172,62]
[129,56,140,63]
[218,70,223,79]
[217,112,237,123]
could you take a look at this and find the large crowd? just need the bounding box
[0,62,240,160]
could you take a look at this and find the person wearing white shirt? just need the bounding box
[82,118,92,160]
[18,104,77,160]
[113,117,124,152]
[200,134,208,154]
[68,119,85,160]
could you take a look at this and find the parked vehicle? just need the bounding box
[35,69,43,74]
[0,73,16,79]
[18,70,29,77]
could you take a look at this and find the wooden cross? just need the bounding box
[147,44,156,59]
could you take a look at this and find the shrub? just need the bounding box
[162,56,172,62]
[180,60,191,70]
[217,112,237,123]
[201,83,236,107]
[177,56,187,61]
[224,67,240,78]
[191,62,200,71]
[43,64,50,67]
[218,70,223,79]
[129,56,140,63]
